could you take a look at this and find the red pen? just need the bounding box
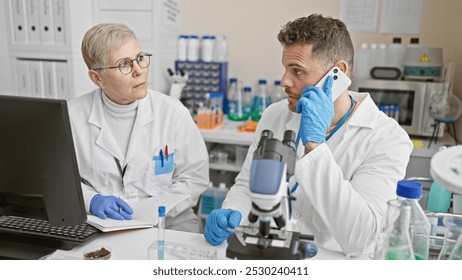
[165,145,169,161]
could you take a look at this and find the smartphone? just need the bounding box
[315,66,351,102]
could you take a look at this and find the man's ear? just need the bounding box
[88,70,104,88]
[335,61,349,75]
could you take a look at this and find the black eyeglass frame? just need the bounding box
[92,52,152,75]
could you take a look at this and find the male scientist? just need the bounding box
[204,14,413,254]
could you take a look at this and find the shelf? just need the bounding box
[200,120,254,146]
[209,162,241,172]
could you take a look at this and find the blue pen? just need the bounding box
[159,149,164,167]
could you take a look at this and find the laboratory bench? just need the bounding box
[46,227,345,260]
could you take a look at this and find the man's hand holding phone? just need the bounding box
[296,75,335,145]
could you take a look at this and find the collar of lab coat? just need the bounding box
[346,91,380,129]
[88,89,154,164]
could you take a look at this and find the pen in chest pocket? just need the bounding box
[159,149,164,167]
[165,145,169,161]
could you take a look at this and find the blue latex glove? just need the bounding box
[204,209,242,246]
[296,75,335,144]
[89,194,134,220]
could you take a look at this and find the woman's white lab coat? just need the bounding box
[68,89,209,231]
[222,92,413,254]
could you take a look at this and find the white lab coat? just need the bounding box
[68,89,209,232]
[222,92,413,254]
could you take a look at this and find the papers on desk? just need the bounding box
[86,194,190,232]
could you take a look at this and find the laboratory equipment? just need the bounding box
[147,206,166,260]
[177,35,189,61]
[438,215,462,260]
[195,92,223,129]
[187,35,200,62]
[375,200,415,260]
[199,183,228,217]
[167,68,189,100]
[242,86,253,116]
[227,78,248,121]
[0,95,100,259]
[200,35,215,62]
[250,79,271,121]
[396,180,431,260]
[270,80,286,103]
[149,240,217,260]
[226,129,317,259]
[430,145,462,195]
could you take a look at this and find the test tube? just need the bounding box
[158,206,166,260]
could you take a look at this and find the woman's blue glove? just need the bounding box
[296,75,335,144]
[89,194,134,220]
[204,209,242,246]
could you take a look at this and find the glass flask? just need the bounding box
[438,215,462,260]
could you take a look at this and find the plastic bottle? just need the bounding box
[376,43,387,68]
[271,80,286,102]
[251,79,270,121]
[213,35,227,62]
[368,43,378,75]
[386,37,406,73]
[353,43,370,79]
[200,182,228,216]
[396,180,431,260]
[177,35,189,61]
[375,199,415,260]
[242,86,253,117]
[200,35,215,62]
[227,78,238,116]
[187,35,200,62]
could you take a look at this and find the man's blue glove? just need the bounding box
[296,75,335,144]
[89,194,134,220]
[204,209,242,246]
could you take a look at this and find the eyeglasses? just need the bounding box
[93,52,152,75]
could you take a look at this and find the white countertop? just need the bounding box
[47,227,346,260]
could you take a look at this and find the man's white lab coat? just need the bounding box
[223,92,413,254]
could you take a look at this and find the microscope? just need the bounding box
[226,129,317,260]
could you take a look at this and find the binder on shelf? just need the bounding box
[54,61,69,99]
[16,59,31,96]
[25,0,41,45]
[51,0,65,46]
[9,0,28,44]
[38,0,54,45]
[42,61,57,99]
[29,60,44,98]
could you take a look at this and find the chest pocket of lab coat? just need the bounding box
[146,152,175,191]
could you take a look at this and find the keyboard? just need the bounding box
[0,215,101,251]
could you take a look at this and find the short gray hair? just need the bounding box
[81,23,137,71]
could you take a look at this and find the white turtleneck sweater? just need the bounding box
[101,93,138,162]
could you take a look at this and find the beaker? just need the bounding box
[438,215,462,260]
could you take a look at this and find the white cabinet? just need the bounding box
[2,0,183,99]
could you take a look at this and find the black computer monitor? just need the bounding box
[0,95,86,226]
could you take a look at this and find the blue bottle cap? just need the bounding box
[274,80,281,86]
[229,78,237,83]
[396,180,423,199]
[258,79,267,84]
[244,86,252,92]
[158,206,166,218]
